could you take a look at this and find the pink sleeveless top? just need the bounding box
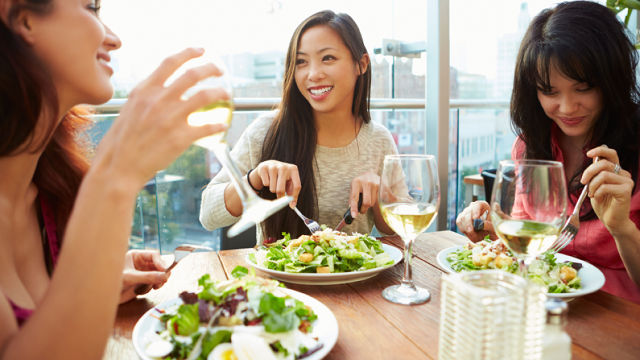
[8,196,60,326]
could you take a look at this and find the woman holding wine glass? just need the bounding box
[456,1,640,303]
[200,10,398,241]
[0,0,228,358]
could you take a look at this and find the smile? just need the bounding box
[559,116,585,126]
[309,86,333,96]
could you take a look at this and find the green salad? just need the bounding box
[250,228,393,274]
[142,267,321,360]
[446,238,582,293]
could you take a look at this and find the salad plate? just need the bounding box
[132,274,338,360]
[436,245,605,299]
[247,244,403,285]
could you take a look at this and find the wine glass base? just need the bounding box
[382,284,431,305]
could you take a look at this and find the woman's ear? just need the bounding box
[11,10,37,45]
[358,53,370,75]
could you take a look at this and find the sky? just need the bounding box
[99,0,603,91]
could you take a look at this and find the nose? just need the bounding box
[558,94,579,115]
[307,61,325,82]
[103,24,122,51]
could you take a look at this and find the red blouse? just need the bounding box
[512,132,640,303]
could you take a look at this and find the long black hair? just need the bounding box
[511,1,639,220]
[258,10,371,239]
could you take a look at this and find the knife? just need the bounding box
[335,193,363,232]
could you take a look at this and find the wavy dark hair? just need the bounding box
[1,0,91,239]
[259,10,371,239]
[511,0,640,220]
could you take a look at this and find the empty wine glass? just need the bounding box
[490,160,567,269]
[379,154,440,305]
[177,52,291,240]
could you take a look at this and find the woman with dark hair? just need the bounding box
[200,10,397,240]
[456,1,640,303]
[0,0,227,357]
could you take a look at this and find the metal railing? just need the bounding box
[91,98,510,113]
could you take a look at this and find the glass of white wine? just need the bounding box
[490,160,567,269]
[178,52,291,240]
[379,154,440,305]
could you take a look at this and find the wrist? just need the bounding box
[83,163,141,202]
[246,168,263,192]
[608,218,639,239]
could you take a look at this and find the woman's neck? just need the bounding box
[0,152,41,207]
[314,109,362,147]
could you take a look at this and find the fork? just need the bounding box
[549,179,590,254]
[292,206,321,233]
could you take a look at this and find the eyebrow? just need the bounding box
[297,47,337,56]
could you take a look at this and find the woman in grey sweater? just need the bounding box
[200,10,398,241]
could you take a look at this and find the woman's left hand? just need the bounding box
[119,250,170,303]
[350,171,380,218]
[582,145,635,233]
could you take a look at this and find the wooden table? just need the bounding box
[106,231,640,359]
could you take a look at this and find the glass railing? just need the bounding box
[90,98,510,251]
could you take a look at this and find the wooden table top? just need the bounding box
[105,231,640,360]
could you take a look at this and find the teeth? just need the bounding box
[310,86,332,95]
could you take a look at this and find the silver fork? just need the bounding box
[550,180,590,254]
[292,206,321,233]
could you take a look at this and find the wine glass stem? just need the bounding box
[401,235,416,288]
[212,143,257,205]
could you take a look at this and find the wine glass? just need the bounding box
[379,154,440,305]
[178,52,292,240]
[490,160,567,269]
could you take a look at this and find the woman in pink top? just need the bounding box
[0,0,227,358]
[456,1,640,303]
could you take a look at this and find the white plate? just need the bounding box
[132,288,338,360]
[436,246,605,299]
[246,244,403,285]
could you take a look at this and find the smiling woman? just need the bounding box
[199,10,399,243]
[0,0,227,358]
[456,1,640,304]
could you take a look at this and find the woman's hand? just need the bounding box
[249,160,302,207]
[94,47,229,192]
[583,145,635,234]
[350,171,380,217]
[455,201,496,242]
[119,250,170,303]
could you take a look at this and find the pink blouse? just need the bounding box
[512,132,640,303]
[8,195,60,326]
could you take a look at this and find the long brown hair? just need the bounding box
[259,10,372,239]
[511,1,639,221]
[1,0,91,239]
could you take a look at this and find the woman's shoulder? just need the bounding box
[243,111,278,141]
[363,120,396,147]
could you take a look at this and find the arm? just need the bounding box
[583,146,640,286]
[0,48,228,360]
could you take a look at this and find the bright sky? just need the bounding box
[100,0,602,90]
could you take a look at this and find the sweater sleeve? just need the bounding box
[199,114,273,230]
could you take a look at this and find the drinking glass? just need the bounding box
[490,160,567,268]
[179,53,291,240]
[379,154,440,305]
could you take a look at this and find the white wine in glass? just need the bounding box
[179,53,291,239]
[379,155,440,305]
[490,160,567,267]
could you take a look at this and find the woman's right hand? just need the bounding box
[249,160,302,207]
[455,201,496,242]
[94,47,228,191]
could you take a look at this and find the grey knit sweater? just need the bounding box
[199,112,398,241]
